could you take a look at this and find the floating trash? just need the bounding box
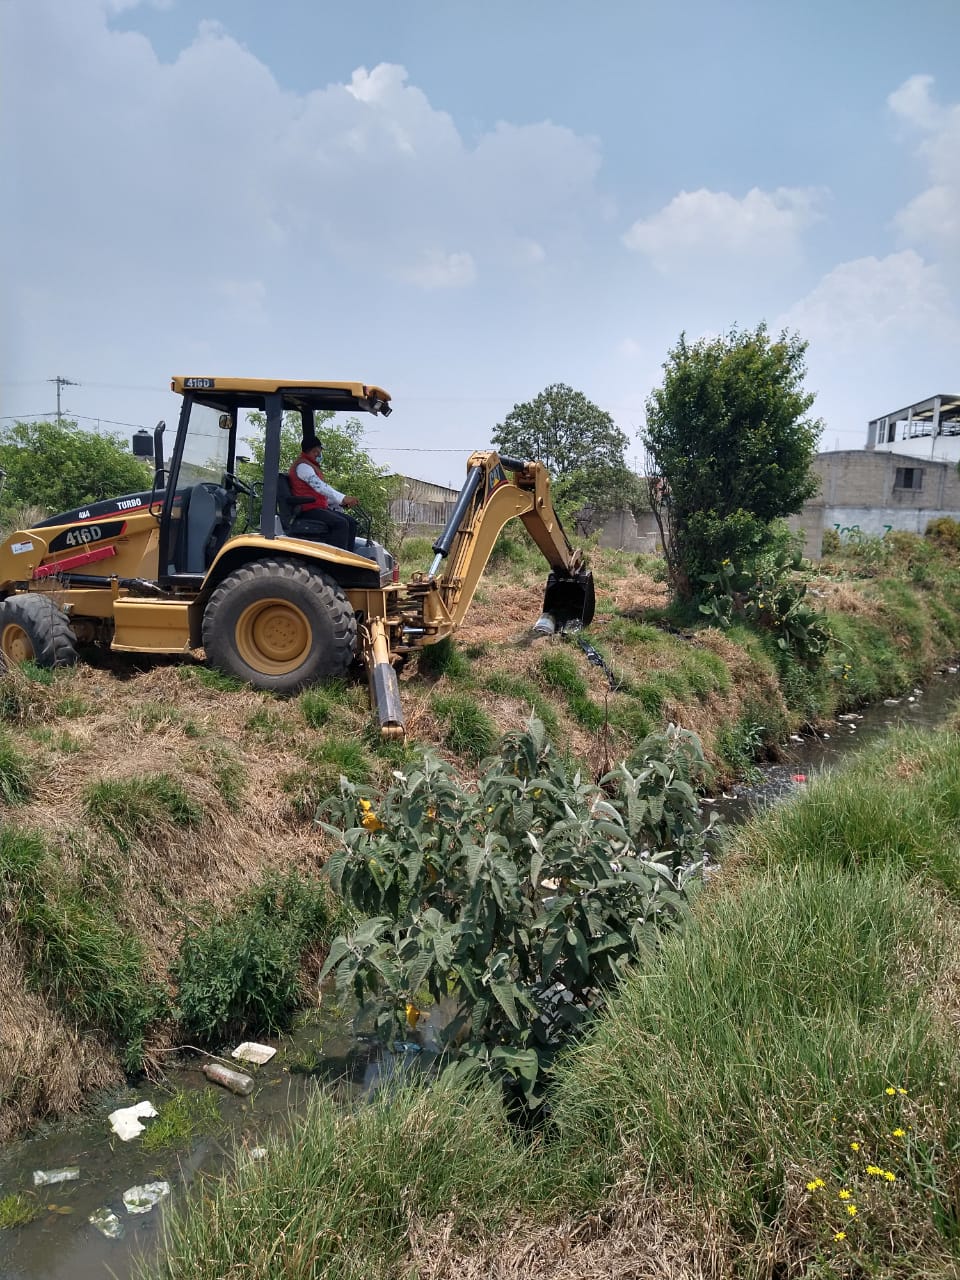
[122,1181,171,1215]
[789,734,804,743]
[33,1166,79,1187]
[202,1062,254,1096]
[108,1100,157,1141]
[89,1206,124,1239]
[248,1147,269,1161]
[231,1042,276,1066]
[791,774,807,784]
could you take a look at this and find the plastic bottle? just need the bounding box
[202,1062,255,1095]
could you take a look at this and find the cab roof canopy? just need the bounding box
[170,377,392,416]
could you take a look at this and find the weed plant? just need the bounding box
[83,773,203,851]
[173,871,338,1042]
[283,739,373,820]
[298,680,350,730]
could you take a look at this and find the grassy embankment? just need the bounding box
[147,717,960,1279]
[2,530,960,1145]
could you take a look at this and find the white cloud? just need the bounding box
[623,186,824,274]
[780,250,957,349]
[888,75,960,258]
[397,250,477,290]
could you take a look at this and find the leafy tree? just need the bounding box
[0,419,151,521]
[643,325,822,600]
[492,384,639,530]
[238,410,396,543]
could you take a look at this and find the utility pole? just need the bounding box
[48,376,79,428]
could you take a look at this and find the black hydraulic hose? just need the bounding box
[431,465,483,559]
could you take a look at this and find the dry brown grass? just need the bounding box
[0,938,121,1141]
[405,1179,735,1280]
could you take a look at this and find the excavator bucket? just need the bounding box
[535,570,596,635]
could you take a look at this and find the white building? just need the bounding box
[867,394,960,470]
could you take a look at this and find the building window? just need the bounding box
[894,467,923,491]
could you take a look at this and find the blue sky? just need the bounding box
[2,0,958,487]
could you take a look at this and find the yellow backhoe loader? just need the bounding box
[0,378,595,736]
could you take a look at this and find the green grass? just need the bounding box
[145,1078,539,1280]
[482,672,559,737]
[538,647,589,697]
[416,637,473,682]
[83,773,203,851]
[298,681,352,730]
[140,1089,222,1154]
[283,738,374,819]
[431,692,496,762]
[178,665,246,693]
[0,1193,40,1229]
[0,824,164,1068]
[0,729,33,803]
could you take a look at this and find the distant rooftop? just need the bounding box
[868,394,960,447]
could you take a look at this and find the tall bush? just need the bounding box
[320,719,706,1106]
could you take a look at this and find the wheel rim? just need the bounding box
[235,598,313,675]
[1,622,35,664]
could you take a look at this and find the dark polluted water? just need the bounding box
[2,669,959,1279]
[704,667,960,827]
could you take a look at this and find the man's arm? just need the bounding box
[294,461,346,506]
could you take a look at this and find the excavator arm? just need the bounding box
[363,452,595,738]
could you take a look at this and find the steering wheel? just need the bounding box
[224,472,258,498]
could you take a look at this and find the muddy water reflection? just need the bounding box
[0,1010,430,1280]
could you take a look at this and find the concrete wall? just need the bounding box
[788,450,960,557]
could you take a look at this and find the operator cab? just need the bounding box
[161,378,394,587]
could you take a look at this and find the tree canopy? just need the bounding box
[0,419,152,522]
[239,410,395,543]
[491,383,639,529]
[643,325,822,599]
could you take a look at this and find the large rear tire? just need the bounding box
[0,594,78,669]
[201,559,357,694]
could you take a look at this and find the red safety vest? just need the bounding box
[288,453,328,511]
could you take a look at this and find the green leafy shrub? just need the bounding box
[173,871,336,1042]
[925,516,960,551]
[699,547,831,668]
[83,773,203,850]
[319,719,705,1107]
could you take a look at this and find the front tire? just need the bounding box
[201,559,357,694]
[0,594,78,669]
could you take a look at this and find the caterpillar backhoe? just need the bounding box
[0,378,595,737]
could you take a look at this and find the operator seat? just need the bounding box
[184,483,235,573]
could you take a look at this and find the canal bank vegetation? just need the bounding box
[149,717,960,1280]
[3,529,960,1143]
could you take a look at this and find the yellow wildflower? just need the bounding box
[866,1165,883,1176]
[846,1205,858,1217]
[838,1190,851,1200]
[833,1231,846,1242]
[885,1087,897,1096]
[897,1087,908,1095]
[883,1171,896,1182]
[849,1142,860,1152]
[806,1178,826,1191]
[892,1128,906,1138]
